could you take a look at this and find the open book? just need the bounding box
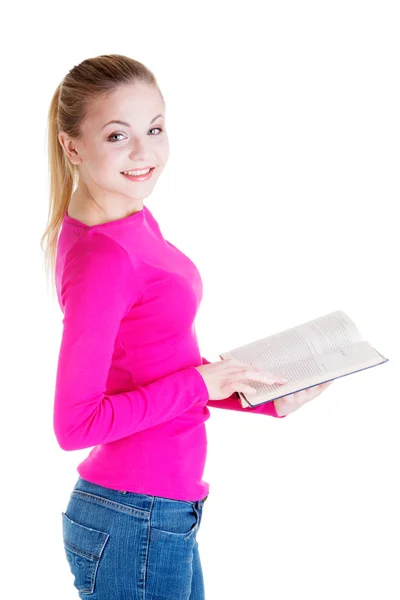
[218,310,389,409]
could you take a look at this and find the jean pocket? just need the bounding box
[62,511,109,595]
[150,502,200,541]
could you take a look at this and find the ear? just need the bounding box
[58,131,82,166]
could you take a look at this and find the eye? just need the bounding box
[108,133,125,142]
[107,127,163,142]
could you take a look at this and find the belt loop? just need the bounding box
[196,495,208,510]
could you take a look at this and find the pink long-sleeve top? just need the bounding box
[54,204,285,502]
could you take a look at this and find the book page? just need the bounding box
[238,341,388,407]
[249,341,379,393]
[220,310,363,370]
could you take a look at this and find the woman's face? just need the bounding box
[59,82,169,208]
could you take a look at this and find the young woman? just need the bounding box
[42,53,332,600]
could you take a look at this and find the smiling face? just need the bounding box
[58,82,169,216]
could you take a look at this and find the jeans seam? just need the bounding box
[71,490,150,519]
[143,496,155,600]
[185,504,200,540]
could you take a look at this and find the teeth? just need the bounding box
[122,168,151,176]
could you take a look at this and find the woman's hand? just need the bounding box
[274,381,334,417]
[195,358,287,400]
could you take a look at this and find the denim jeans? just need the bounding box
[61,476,208,599]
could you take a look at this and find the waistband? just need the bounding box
[73,477,208,511]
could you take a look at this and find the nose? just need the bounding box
[127,138,152,161]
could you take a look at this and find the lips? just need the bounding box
[120,167,154,174]
[121,167,155,182]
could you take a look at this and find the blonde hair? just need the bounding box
[40,53,163,298]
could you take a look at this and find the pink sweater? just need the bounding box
[54,204,285,501]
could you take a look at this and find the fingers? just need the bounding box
[235,383,258,396]
[229,361,287,385]
[247,370,287,384]
[224,358,287,385]
[322,381,333,388]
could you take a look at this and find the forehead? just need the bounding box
[87,83,163,124]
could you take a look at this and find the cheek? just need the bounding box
[158,140,170,164]
[97,150,123,177]
[87,153,119,186]
[85,145,112,169]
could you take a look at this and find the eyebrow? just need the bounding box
[101,114,164,130]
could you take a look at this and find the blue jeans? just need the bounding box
[61,477,208,599]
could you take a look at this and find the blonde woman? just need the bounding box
[42,53,332,599]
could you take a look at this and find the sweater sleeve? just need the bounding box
[53,232,210,451]
[201,357,287,418]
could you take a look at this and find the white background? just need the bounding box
[2,1,399,598]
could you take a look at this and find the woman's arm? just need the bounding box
[53,232,210,452]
